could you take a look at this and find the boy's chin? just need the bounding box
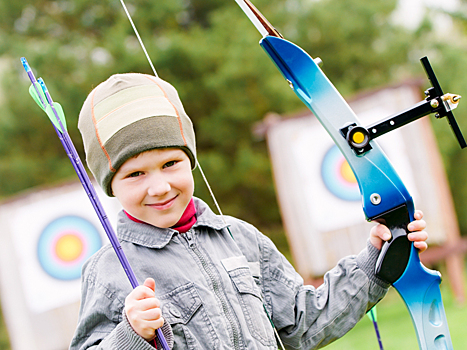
[145,215,181,229]
[124,210,180,228]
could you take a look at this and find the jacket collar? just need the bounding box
[117,197,228,249]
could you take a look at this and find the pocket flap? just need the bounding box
[160,282,202,325]
[229,268,264,300]
[221,255,249,272]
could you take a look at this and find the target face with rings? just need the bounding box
[321,145,360,201]
[37,215,102,280]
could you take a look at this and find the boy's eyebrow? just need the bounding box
[120,149,186,170]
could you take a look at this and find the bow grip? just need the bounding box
[374,204,414,284]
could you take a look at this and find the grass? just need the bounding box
[325,278,467,349]
[0,304,10,350]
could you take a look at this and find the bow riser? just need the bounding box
[260,36,413,219]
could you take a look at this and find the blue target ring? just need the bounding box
[37,215,102,280]
[321,145,360,201]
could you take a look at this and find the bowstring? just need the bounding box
[118,2,286,349]
[119,0,158,77]
[196,160,229,225]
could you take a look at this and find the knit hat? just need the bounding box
[78,73,197,196]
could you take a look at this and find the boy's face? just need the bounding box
[111,148,194,228]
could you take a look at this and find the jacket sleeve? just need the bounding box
[69,260,174,350]
[258,232,389,350]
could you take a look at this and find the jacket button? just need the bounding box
[169,304,181,318]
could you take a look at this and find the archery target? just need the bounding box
[37,215,102,280]
[0,181,121,316]
[321,145,360,201]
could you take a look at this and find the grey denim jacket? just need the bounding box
[70,197,389,350]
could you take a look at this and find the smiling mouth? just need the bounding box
[147,195,178,210]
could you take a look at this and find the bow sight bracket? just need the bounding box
[341,56,466,154]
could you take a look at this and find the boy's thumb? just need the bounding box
[143,277,156,293]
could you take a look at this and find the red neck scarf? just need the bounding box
[171,198,197,233]
[124,198,197,233]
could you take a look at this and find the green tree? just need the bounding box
[0,0,417,232]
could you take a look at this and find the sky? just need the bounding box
[394,0,460,31]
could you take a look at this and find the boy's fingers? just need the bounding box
[413,240,428,253]
[407,219,426,232]
[143,277,156,292]
[136,297,161,311]
[129,317,164,341]
[127,285,156,302]
[148,316,164,330]
[375,224,391,241]
[369,224,391,250]
[407,230,428,243]
[125,299,162,327]
[140,307,162,321]
[139,318,165,339]
[414,210,424,220]
[408,230,428,253]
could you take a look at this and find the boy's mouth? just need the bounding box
[146,195,178,210]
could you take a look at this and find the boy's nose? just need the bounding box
[147,175,171,197]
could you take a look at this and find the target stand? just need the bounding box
[0,180,120,350]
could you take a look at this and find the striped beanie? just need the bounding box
[78,73,196,196]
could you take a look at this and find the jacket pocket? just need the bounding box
[160,282,219,350]
[223,257,276,347]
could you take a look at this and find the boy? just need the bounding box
[70,73,428,349]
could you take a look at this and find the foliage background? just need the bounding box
[0,0,466,348]
[2,0,467,232]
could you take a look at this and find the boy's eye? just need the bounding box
[163,160,177,168]
[128,171,143,178]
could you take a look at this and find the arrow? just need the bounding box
[21,57,170,350]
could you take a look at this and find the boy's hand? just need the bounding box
[125,278,164,341]
[370,210,428,252]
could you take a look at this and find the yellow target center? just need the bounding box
[55,234,83,262]
[352,131,365,144]
[340,160,357,183]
